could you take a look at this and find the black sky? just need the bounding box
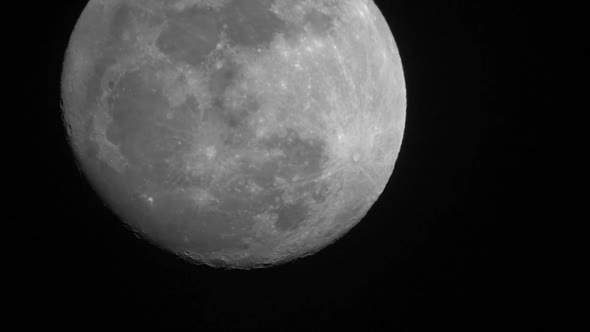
[19,1,584,330]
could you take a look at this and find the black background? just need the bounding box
[20,0,584,330]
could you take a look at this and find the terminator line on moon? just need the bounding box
[61,0,406,268]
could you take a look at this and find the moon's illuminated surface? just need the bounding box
[61,0,406,268]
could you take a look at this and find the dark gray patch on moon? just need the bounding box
[303,8,335,36]
[221,0,287,48]
[276,201,308,231]
[156,7,220,67]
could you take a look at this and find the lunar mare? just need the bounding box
[61,0,405,268]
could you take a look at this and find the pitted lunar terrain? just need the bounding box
[62,0,405,268]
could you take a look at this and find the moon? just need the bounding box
[61,0,406,269]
